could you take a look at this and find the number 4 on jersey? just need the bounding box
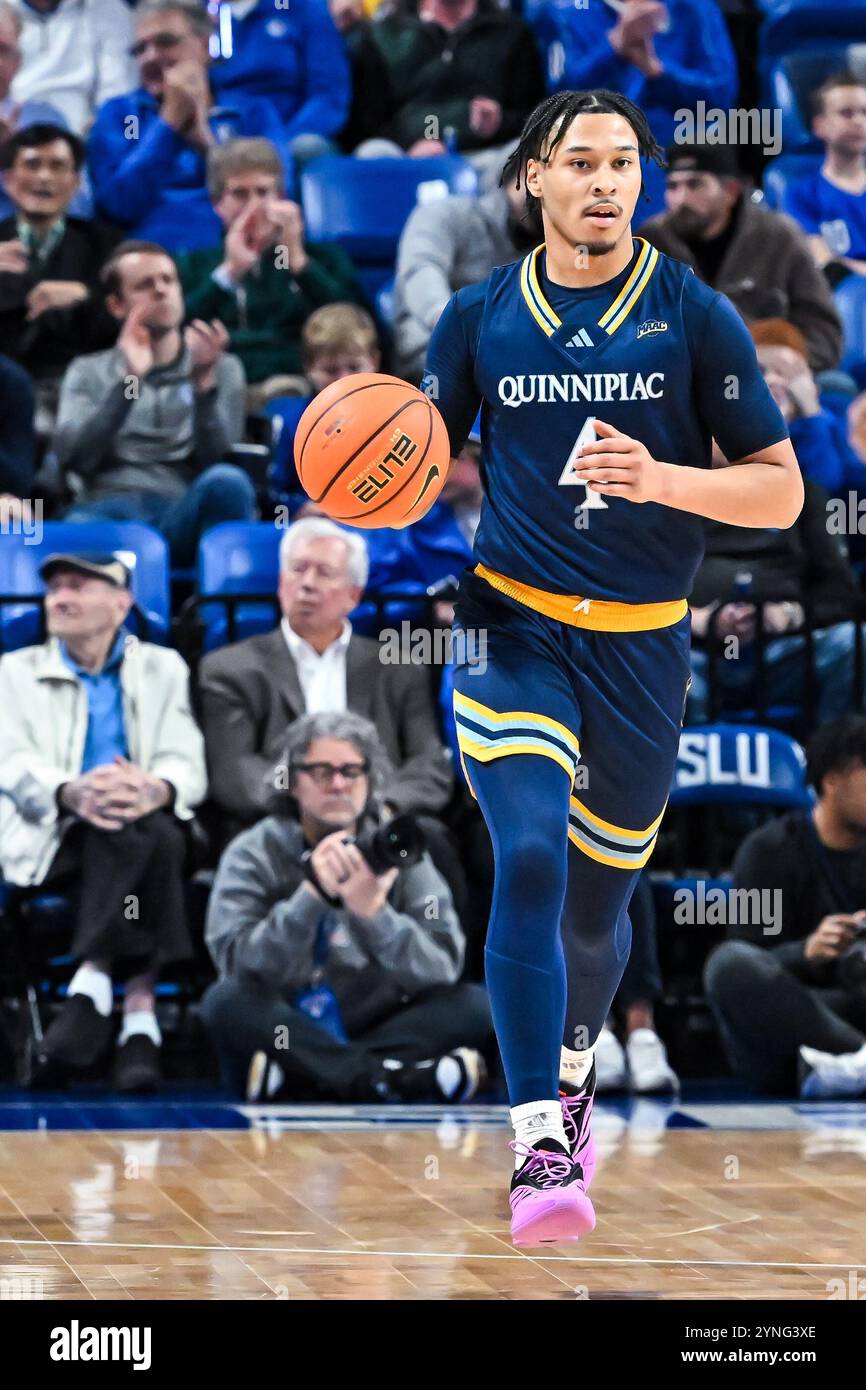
[558,415,608,510]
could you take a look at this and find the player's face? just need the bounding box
[525,112,642,256]
[814,86,866,158]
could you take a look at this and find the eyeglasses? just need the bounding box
[294,761,369,785]
[129,32,183,58]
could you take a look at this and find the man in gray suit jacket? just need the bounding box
[198,516,454,835]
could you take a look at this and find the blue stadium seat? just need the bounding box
[835,275,866,381]
[767,47,865,152]
[0,521,171,653]
[262,395,311,499]
[671,724,810,810]
[757,0,866,60]
[196,522,282,651]
[652,724,811,946]
[761,152,821,209]
[375,276,396,330]
[300,156,479,268]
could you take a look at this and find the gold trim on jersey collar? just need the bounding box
[519,238,660,340]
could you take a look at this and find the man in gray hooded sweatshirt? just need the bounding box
[393,172,538,382]
[201,710,493,1102]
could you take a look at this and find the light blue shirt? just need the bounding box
[60,629,129,774]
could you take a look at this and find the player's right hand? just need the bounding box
[575,418,667,504]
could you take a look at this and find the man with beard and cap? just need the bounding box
[639,142,842,374]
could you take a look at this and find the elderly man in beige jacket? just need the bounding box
[0,551,207,1091]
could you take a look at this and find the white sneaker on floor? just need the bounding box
[799,1043,866,1099]
[626,1028,680,1095]
[594,1026,628,1091]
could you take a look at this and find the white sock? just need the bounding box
[68,963,112,1018]
[560,1043,595,1090]
[510,1100,568,1168]
[118,1010,161,1047]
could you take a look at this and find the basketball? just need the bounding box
[294,372,451,529]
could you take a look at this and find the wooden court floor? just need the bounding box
[0,1111,864,1300]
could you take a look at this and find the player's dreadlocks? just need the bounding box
[502,90,666,220]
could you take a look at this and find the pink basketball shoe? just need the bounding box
[509,1138,596,1246]
[560,1060,597,1190]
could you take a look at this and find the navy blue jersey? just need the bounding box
[424,237,788,604]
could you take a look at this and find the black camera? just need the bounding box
[352,814,426,875]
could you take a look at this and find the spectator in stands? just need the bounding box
[353,0,546,192]
[301,302,381,398]
[6,0,135,135]
[705,715,866,1097]
[0,3,67,166]
[688,446,863,726]
[781,72,866,286]
[210,0,350,170]
[849,391,866,493]
[0,124,119,430]
[751,319,866,495]
[201,710,492,1102]
[87,0,288,254]
[330,0,391,152]
[55,240,252,566]
[198,516,453,842]
[264,304,382,496]
[0,4,58,124]
[531,0,736,200]
[640,144,843,374]
[177,140,365,410]
[394,167,538,382]
[0,351,33,502]
[0,551,207,1091]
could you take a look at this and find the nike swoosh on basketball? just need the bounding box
[415,464,441,503]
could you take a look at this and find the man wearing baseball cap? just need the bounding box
[638,141,842,374]
[0,551,207,1091]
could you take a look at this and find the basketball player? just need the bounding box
[422,90,803,1247]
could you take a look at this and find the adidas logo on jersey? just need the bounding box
[564,328,595,348]
[636,319,668,339]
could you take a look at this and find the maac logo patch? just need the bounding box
[636,319,668,339]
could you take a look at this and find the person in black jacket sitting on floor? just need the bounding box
[704,715,866,1098]
[0,123,119,430]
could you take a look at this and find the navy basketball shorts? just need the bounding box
[453,567,692,869]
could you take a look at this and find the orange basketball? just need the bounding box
[294,373,451,529]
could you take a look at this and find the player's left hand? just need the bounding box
[575,419,668,504]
